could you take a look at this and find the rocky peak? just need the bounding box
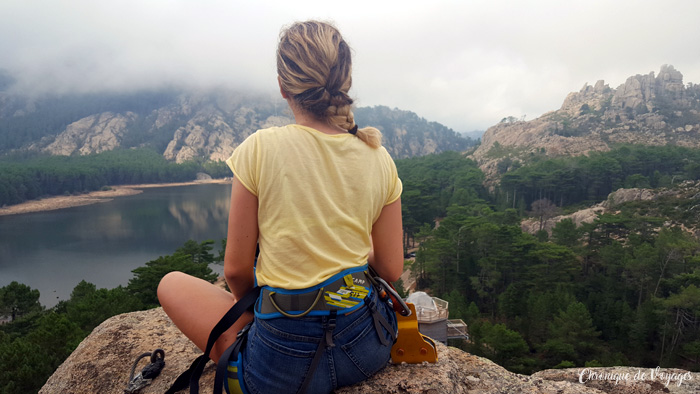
[609,64,688,114]
[611,71,656,112]
[560,80,612,117]
[472,65,700,180]
[560,65,689,120]
[657,64,686,98]
[40,307,699,394]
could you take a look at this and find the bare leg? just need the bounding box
[157,271,253,362]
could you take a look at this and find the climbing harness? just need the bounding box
[166,265,437,394]
[256,265,374,318]
[124,348,165,393]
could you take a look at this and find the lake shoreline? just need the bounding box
[0,178,232,217]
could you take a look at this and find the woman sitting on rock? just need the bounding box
[158,20,403,394]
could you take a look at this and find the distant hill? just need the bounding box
[0,85,474,162]
[354,106,472,158]
[472,65,700,178]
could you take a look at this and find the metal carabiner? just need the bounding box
[373,276,412,317]
[124,349,165,393]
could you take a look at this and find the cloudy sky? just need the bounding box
[1,0,699,132]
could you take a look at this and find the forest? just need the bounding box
[396,147,700,374]
[495,145,700,209]
[0,240,220,394]
[0,148,230,206]
[2,145,700,393]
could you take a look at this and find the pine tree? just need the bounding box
[543,301,602,366]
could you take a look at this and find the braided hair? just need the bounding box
[277,21,381,148]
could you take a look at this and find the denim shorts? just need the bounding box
[240,290,397,394]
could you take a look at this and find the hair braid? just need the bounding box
[277,20,382,148]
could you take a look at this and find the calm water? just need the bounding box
[0,183,231,307]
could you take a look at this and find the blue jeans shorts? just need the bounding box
[239,289,397,394]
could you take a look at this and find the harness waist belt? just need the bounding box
[256,265,372,319]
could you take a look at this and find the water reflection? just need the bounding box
[0,183,231,307]
[168,194,230,235]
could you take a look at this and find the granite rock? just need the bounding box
[472,65,700,183]
[40,307,699,394]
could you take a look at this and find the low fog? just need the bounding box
[1,0,700,132]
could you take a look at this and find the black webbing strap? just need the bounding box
[165,287,261,394]
[165,356,205,394]
[295,311,337,394]
[366,295,396,347]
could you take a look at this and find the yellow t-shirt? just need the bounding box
[226,124,402,289]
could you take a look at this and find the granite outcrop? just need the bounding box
[40,307,699,394]
[472,65,700,180]
[521,182,700,236]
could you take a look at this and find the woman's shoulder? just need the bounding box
[253,124,302,138]
[370,145,395,162]
[254,124,285,134]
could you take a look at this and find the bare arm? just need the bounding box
[224,178,259,301]
[158,178,258,362]
[369,198,404,282]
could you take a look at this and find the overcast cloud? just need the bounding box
[1,0,699,132]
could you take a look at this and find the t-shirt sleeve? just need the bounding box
[384,150,403,205]
[226,132,259,196]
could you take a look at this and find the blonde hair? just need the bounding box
[277,20,382,148]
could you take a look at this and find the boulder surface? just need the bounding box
[40,308,699,394]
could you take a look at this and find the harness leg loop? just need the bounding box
[296,311,337,394]
[365,295,396,347]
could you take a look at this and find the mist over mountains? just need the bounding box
[4,64,699,170]
[0,79,474,162]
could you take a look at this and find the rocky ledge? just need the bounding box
[40,308,699,394]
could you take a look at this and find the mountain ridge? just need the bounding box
[472,65,700,179]
[0,86,473,161]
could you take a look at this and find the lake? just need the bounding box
[0,183,231,307]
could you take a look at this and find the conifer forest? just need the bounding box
[3,146,700,393]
